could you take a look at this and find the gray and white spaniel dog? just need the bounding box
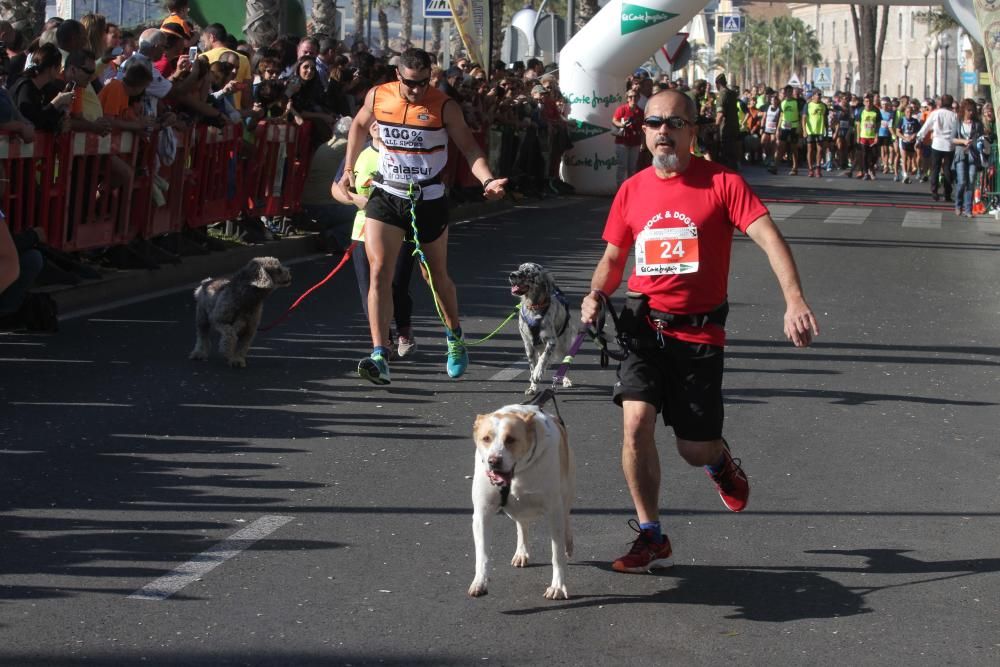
[189,256,292,368]
[509,262,579,394]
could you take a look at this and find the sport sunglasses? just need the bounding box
[643,115,692,129]
[399,74,431,88]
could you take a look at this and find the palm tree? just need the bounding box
[720,17,821,88]
[850,5,889,93]
[431,18,443,57]
[576,0,599,32]
[377,3,389,50]
[352,0,366,45]
[399,0,413,49]
[311,0,339,37]
[245,0,279,48]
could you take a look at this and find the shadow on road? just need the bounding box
[506,547,1000,622]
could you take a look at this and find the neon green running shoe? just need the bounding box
[358,352,391,385]
[446,335,469,378]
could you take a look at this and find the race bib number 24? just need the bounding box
[635,227,700,275]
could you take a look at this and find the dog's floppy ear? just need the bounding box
[512,411,536,428]
[473,414,490,440]
[543,270,555,295]
[247,258,274,289]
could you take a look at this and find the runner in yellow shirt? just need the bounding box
[802,90,828,178]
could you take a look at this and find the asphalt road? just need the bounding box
[2,166,999,665]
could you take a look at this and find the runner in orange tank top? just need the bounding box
[340,48,508,385]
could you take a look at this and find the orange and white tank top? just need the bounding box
[371,82,450,200]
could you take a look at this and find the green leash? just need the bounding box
[406,183,517,346]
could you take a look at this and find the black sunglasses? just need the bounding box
[399,75,431,88]
[643,116,691,129]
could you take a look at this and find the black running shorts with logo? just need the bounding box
[365,187,449,244]
[612,335,725,441]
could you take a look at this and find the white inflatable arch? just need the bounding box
[558,0,981,195]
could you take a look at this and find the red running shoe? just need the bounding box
[611,519,674,573]
[706,440,750,512]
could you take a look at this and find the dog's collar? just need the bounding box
[525,298,550,312]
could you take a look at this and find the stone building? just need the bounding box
[745,2,971,100]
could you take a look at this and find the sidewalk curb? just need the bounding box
[51,198,518,319]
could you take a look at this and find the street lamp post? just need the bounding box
[903,56,909,97]
[939,33,951,98]
[766,31,773,86]
[922,44,930,98]
[931,35,939,96]
[790,31,798,83]
[744,36,751,86]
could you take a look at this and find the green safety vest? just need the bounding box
[805,102,827,136]
[780,99,800,129]
[859,109,879,139]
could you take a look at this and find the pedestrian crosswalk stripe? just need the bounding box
[767,204,803,221]
[976,220,1000,234]
[823,207,871,225]
[902,211,942,229]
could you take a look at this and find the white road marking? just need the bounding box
[767,204,804,221]
[88,318,178,324]
[128,515,293,601]
[10,402,133,407]
[902,211,942,229]
[0,358,92,363]
[977,220,1000,234]
[489,362,528,382]
[824,208,871,225]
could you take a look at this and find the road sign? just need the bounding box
[652,32,689,70]
[787,72,801,87]
[718,15,744,33]
[534,14,567,55]
[423,0,451,19]
[812,67,832,90]
[961,71,978,85]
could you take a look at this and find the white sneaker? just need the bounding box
[396,335,418,359]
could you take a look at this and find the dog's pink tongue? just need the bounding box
[487,470,511,487]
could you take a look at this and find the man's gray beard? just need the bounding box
[652,152,680,171]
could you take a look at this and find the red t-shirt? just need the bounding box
[154,54,177,79]
[613,103,644,146]
[602,157,768,346]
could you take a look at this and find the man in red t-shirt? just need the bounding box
[580,90,819,574]
[612,91,644,185]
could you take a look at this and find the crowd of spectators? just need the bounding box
[6,0,994,331]
[620,71,999,215]
[0,0,588,331]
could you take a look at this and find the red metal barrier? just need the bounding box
[55,131,140,252]
[184,123,245,229]
[245,121,312,218]
[1,120,316,253]
[129,128,191,239]
[0,131,59,240]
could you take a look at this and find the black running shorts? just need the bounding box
[805,134,824,144]
[779,128,799,144]
[612,336,725,441]
[365,187,449,244]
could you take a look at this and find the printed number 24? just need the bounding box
[660,240,685,260]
